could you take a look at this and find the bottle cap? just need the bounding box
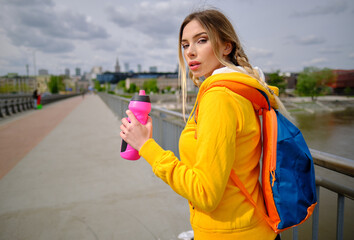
[131,90,150,102]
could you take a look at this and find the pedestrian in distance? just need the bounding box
[120,8,288,240]
[32,89,38,109]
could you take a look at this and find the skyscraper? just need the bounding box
[75,68,81,76]
[65,68,70,77]
[124,63,129,72]
[115,58,121,72]
[38,69,49,75]
[149,66,157,73]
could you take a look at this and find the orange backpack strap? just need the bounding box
[230,169,276,230]
[196,81,270,121]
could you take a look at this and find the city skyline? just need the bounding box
[0,0,353,76]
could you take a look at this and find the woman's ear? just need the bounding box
[223,42,232,56]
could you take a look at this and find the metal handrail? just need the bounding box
[99,93,354,176]
[316,176,354,200]
[311,149,354,178]
[99,92,354,240]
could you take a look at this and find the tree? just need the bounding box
[127,83,139,93]
[117,80,126,90]
[296,67,334,100]
[94,80,103,92]
[143,79,159,93]
[344,87,352,95]
[267,71,287,95]
[48,75,65,94]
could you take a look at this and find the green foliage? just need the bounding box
[0,81,30,94]
[127,83,139,93]
[94,80,104,92]
[166,86,172,91]
[267,70,287,94]
[0,83,14,93]
[143,79,159,93]
[344,87,352,95]
[117,94,134,99]
[48,75,65,94]
[117,80,126,89]
[296,67,334,100]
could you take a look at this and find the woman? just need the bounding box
[120,9,284,240]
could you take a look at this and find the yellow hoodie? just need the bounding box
[139,71,277,240]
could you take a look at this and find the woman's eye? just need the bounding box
[198,38,207,44]
[182,44,189,49]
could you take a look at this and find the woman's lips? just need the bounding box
[189,61,201,71]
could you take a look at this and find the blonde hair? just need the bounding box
[178,9,291,120]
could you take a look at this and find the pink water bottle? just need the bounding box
[120,90,151,160]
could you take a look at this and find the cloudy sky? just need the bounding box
[0,0,353,76]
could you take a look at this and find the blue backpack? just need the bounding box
[197,81,318,233]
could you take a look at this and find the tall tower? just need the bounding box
[65,68,70,77]
[124,62,129,72]
[75,68,81,76]
[115,58,121,72]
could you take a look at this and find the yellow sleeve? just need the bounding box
[139,88,241,212]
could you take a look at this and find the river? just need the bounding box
[294,108,354,160]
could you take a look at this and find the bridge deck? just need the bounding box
[0,94,190,239]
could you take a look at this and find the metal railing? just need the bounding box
[0,93,80,118]
[99,92,354,240]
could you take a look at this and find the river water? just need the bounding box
[294,108,354,160]
[281,108,354,240]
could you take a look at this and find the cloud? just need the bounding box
[349,53,354,59]
[0,0,109,54]
[249,47,273,59]
[302,57,328,66]
[291,0,348,17]
[318,47,341,54]
[4,0,54,7]
[106,0,192,37]
[288,35,325,45]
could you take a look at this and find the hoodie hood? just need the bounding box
[199,71,279,109]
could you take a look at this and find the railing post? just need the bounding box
[336,194,344,240]
[292,226,298,240]
[312,185,320,240]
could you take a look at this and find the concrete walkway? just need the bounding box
[0,94,190,240]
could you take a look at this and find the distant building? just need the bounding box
[97,72,133,84]
[284,73,298,89]
[137,64,142,73]
[125,73,179,90]
[77,78,90,91]
[124,63,130,72]
[149,66,157,73]
[115,58,121,72]
[65,68,70,77]
[36,75,50,93]
[97,72,177,87]
[38,69,49,75]
[0,75,36,93]
[75,68,81,76]
[329,70,354,95]
[90,66,103,80]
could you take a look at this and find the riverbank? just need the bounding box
[282,96,354,114]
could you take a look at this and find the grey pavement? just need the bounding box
[0,94,191,240]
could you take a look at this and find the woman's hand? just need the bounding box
[120,110,153,151]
